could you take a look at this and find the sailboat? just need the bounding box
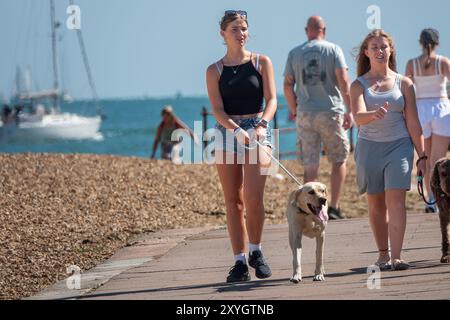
[0,0,102,141]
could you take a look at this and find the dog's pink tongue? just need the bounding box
[318,208,329,223]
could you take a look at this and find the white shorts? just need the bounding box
[417,98,450,138]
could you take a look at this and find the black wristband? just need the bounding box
[416,155,428,166]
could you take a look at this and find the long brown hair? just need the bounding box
[356,29,397,77]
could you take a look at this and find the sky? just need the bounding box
[1,0,450,100]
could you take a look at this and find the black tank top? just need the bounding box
[219,58,264,115]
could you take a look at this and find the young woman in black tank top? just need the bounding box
[206,10,277,283]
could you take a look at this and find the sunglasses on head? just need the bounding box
[224,10,247,18]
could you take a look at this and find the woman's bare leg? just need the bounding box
[216,151,246,255]
[367,192,390,263]
[242,146,271,245]
[385,189,407,261]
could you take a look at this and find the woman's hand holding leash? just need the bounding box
[234,127,251,145]
[254,125,267,141]
[416,155,427,178]
[416,155,434,205]
[234,124,266,147]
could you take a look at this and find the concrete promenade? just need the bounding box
[31,213,450,300]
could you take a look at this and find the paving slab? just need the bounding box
[30,213,450,300]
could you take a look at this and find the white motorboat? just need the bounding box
[15,113,101,141]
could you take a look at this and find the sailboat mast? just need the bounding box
[15,66,22,98]
[50,0,60,112]
[68,0,103,118]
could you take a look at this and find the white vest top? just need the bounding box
[413,55,448,99]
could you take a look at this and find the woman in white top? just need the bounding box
[405,28,450,212]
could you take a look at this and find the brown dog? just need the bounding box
[431,157,450,263]
[287,182,328,282]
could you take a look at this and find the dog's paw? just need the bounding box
[290,275,302,283]
[313,274,325,281]
[441,255,450,263]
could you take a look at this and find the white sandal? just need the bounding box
[374,260,392,271]
[374,248,391,271]
[391,259,410,271]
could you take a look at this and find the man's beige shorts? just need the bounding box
[296,111,350,166]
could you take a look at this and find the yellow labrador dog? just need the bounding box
[287,182,329,283]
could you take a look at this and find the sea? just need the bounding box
[0,96,356,160]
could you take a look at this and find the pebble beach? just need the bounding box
[0,153,425,299]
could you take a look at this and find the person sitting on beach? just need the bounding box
[405,28,450,213]
[350,29,426,270]
[150,105,196,160]
[206,10,277,283]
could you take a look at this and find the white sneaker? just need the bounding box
[425,202,438,213]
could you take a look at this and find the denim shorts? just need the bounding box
[214,116,273,154]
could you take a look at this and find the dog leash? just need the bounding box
[417,175,437,205]
[244,140,303,187]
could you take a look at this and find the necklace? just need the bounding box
[223,54,250,75]
[231,64,241,74]
[375,75,391,89]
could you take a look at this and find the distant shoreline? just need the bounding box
[59,95,290,104]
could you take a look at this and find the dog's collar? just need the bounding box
[296,206,309,215]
